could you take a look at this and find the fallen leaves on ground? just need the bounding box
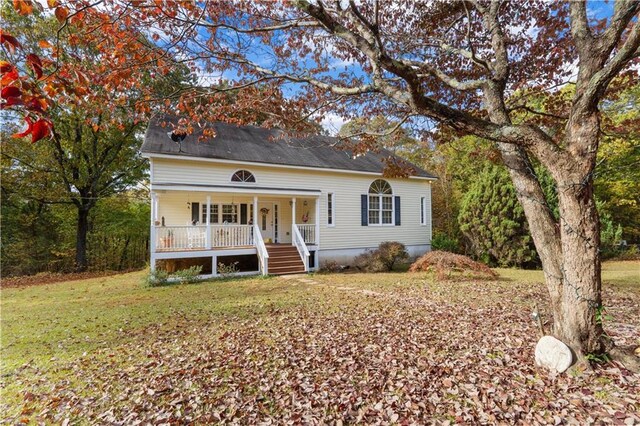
[2,274,639,424]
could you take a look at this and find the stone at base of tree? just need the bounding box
[535,335,573,373]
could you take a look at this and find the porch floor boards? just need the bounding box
[155,245,254,252]
[155,243,298,253]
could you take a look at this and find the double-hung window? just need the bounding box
[202,204,219,224]
[222,204,238,223]
[327,192,335,226]
[368,179,393,225]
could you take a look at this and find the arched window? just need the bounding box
[231,170,256,183]
[368,179,393,225]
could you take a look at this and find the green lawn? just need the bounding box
[1,262,639,424]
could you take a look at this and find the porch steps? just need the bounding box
[266,245,306,275]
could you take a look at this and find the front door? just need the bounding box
[258,202,279,243]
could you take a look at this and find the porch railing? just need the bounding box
[211,224,253,247]
[253,224,269,276]
[292,224,310,272]
[155,224,253,251]
[295,223,316,245]
[155,225,207,251]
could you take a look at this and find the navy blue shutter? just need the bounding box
[394,196,401,226]
[361,194,368,226]
[191,202,200,224]
[240,204,248,224]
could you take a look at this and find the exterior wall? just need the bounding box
[319,244,431,266]
[151,156,433,252]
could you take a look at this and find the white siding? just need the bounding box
[151,157,433,251]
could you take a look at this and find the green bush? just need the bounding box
[615,245,639,260]
[217,261,239,277]
[458,164,538,267]
[354,241,409,272]
[598,200,624,259]
[317,260,342,274]
[144,265,203,287]
[431,232,460,253]
[144,269,170,287]
[172,265,203,284]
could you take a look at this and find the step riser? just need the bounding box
[266,246,307,275]
[270,261,304,267]
[270,270,306,275]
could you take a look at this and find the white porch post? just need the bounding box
[315,196,320,246]
[150,192,158,271]
[291,197,296,227]
[253,196,258,227]
[205,195,211,249]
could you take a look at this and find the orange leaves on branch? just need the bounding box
[1,84,24,108]
[0,25,52,142]
[26,54,44,79]
[0,30,22,53]
[1,86,22,100]
[0,61,13,73]
[54,6,69,23]
[38,40,53,49]
[30,118,51,142]
[12,116,52,143]
[12,0,33,16]
[1,61,19,86]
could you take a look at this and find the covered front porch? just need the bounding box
[149,186,320,276]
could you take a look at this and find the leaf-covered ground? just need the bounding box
[2,262,639,424]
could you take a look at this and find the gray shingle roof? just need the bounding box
[141,116,436,179]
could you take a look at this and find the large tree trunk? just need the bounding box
[499,111,608,362]
[495,141,606,362]
[496,143,564,316]
[76,206,90,272]
[553,176,606,357]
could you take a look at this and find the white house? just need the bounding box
[141,117,435,277]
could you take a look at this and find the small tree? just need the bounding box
[459,165,538,267]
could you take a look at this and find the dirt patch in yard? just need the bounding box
[1,270,140,288]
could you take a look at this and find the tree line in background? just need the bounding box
[0,5,179,276]
[0,5,318,277]
[415,83,639,267]
[341,83,638,269]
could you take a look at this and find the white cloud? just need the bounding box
[320,112,347,135]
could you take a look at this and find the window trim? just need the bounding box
[420,196,427,226]
[327,192,335,227]
[367,180,395,226]
[229,169,257,184]
[202,202,219,224]
[221,203,239,224]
